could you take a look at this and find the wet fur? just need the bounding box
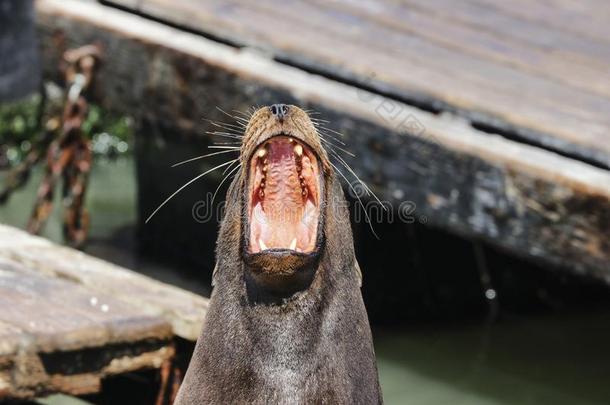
[176,107,381,404]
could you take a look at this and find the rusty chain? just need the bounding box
[25,44,102,248]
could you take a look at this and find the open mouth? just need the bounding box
[247,135,321,254]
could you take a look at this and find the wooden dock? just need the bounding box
[0,224,208,400]
[104,0,610,168]
[35,0,610,280]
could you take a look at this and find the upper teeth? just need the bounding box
[257,148,266,158]
[294,144,303,156]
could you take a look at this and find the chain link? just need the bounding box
[25,44,102,247]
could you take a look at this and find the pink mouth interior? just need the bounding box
[248,136,320,254]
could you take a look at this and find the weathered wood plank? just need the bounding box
[317,0,610,97]
[472,0,610,43]
[34,0,610,281]
[0,320,23,357]
[4,341,174,398]
[104,0,610,167]
[0,225,189,399]
[0,257,170,352]
[403,0,610,64]
[0,225,209,341]
[0,223,209,399]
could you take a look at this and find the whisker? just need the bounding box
[206,132,243,140]
[330,161,379,239]
[318,131,347,147]
[203,118,245,131]
[316,125,345,138]
[215,106,236,118]
[145,159,238,223]
[208,146,241,150]
[213,141,242,145]
[207,124,244,135]
[320,137,355,157]
[215,120,245,131]
[234,118,249,127]
[212,163,242,206]
[171,149,238,168]
[216,106,250,126]
[334,153,386,210]
[206,128,243,136]
[222,158,239,175]
[232,109,253,120]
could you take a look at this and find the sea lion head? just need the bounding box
[214,104,358,301]
[230,104,332,298]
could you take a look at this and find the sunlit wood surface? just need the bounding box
[107,0,610,168]
[0,225,208,399]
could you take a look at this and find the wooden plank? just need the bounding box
[0,321,22,398]
[0,320,23,357]
[402,0,610,63]
[0,222,209,399]
[472,0,610,44]
[104,0,610,167]
[0,228,184,399]
[34,0,610,281]
[315,0,610,97]
[0,226,209,341]
[0,257,170,352]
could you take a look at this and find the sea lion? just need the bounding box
[175,104,382,404]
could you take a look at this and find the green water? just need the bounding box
[2,158,610,405]
[375,314,610,404]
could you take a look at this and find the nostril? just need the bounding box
[270,104,289,120]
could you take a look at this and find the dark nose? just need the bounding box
[270,104,289,121]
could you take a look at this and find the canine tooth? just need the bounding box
[259,238,268,251]
[259,189,265,198]
[290,238,297,250]
[257,148,266,158]
[294,144,303,156]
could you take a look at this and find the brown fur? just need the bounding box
[175,106,382,404]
